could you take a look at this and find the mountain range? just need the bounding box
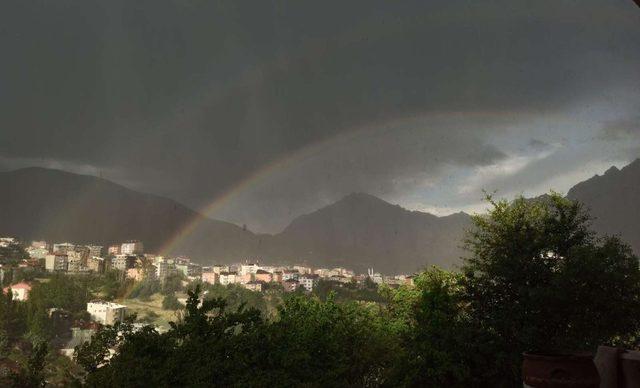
[1,159,638,273]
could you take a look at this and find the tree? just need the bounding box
[0,289,26,346]
[462,193,640,383]
[161,293,182,311]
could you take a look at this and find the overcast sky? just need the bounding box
[1,0,640,232]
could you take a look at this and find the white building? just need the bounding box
[202,272,217,285]
[299,274,319,292]
[242,281,263,292]
[30,241,48,250]
[239,263,259,276]
[86,245,103,258]
[282,270,300,281]
[26,247,49,259]
[3,282,32,301]
[154,258,169,282]
[293,265,312,275]
[87,301,127,325]
[112,254,136,270]
[219,272,238,286]
[45,253,68,272]
[121,241,144,255]
[67,250,87,272]
[0,237,17,248]
[53,242,75,254]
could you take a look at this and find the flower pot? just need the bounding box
[522,352,600,388]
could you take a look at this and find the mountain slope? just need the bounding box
[270,193,471,273]
[0,167,256,259]
[567,158,640,255]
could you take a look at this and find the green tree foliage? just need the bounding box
[314,279,383,303]
[27,275,91,314]
[0,290,26,348]
[75,318,136,374]
[201,283,268,314]
[79,286,401,387]
[161,293,182,311]
[254,294,400,387]
[161,273,184,295]
[0,243,29,265]
[462,193,640,383]
[126,279,161,300]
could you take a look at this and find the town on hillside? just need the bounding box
[0,236,415,362]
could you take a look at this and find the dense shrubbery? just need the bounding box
[76,193,640,387]
[126,279,161,300]
[161,293,182,310]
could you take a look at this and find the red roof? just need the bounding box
[3,282,31,291]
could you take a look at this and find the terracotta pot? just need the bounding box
[522,352,600,388]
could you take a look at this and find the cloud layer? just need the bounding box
[1,0,640,232]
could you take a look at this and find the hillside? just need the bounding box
[269,193,471,273]
[0,167,256,259]
[3,160,638,275]
[567,158,640,255]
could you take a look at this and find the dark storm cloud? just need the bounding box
[600,116,640,141]
[1,0,640,230]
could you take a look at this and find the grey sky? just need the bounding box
[1,0,639,232]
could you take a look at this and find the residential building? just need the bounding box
[87,257,106,273]
[53,242,75,254]
[282,278,300,292]
[26,247,49,259]
[254,269,272,283]
[299,274,319,292]
[112,255,137,271]
[209,265,228,274]
[126,268,144,281]
[282,270,300,281]
[329,275,352,284]
[239,263,259,276]
[67,250,88,272]
[154,258,169,282]
[176,263,202,278]
[242,281,263,292]
[121,240,144,255]
[219,272,238,286]
[202,272,218,285]
[87,301,127,325]
[0,237,17,247]
[45,253,68,272]
[60,326,97,358]
[293,265,312,275]
[107,244,121,256]
[30,241,48,250]
[86,245,103,258]
[3,282,32,301]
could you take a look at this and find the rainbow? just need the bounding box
[157,109,531,257]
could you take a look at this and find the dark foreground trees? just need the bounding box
[462,194,640,384]
[78,287,399,387]
[76,193,640,387]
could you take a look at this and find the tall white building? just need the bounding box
[86,245,103,258]
[239,263,259,276]
[121,241,144,255]
[45,253,68,272]
[154,258,169,282]
[299,274,319,292]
